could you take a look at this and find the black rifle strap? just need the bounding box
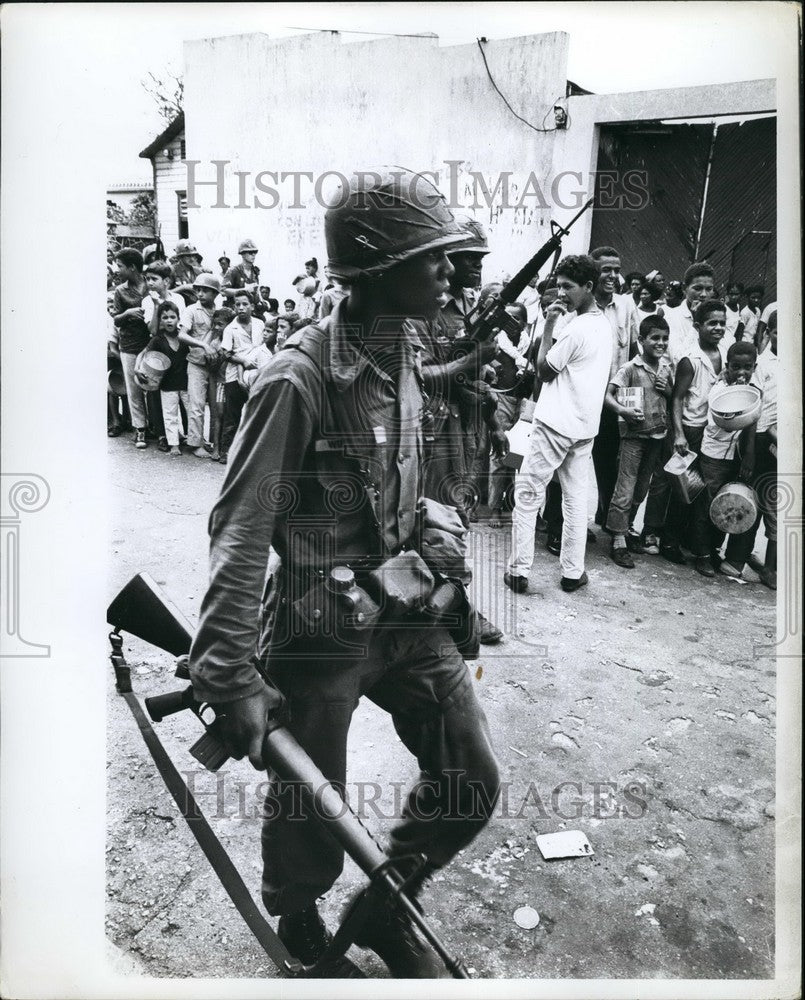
[119,690,297,974]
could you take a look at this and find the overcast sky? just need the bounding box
[35,2,792,186]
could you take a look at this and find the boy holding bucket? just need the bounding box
[604,314,673,568]
[659,300,726,574]
[143,301,190,457]
[699,341,763,579]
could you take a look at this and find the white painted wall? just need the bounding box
[182,31,570,299]
[180,31,775,296]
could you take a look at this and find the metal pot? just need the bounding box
[709,384,762,430]
[709,481,758,534]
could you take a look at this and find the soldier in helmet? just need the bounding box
[222,238,262,305]
[189,169,500,978]
[171,239,211,306]
[419,213,506,644]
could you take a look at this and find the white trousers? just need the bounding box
[186,363,212,447]
[508,418,594,581]
[120,351,148,430]
[160,390,189,446]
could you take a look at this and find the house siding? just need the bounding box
[153,134,187,252]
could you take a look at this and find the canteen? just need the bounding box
[709,383,762,431]
[135,351,171,392]
[709,481,758,534]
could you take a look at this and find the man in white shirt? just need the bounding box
[590,245,639,527]
[739,285,763,343]
[723,281,746,352]
[756,299,777,350]
[663,262,716,366]
[506,255,612,593]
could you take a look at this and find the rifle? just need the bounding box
[465,197,594,344]
[107,572,469,979]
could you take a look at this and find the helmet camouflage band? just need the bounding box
[324,168,466,281]
[447,212,489,255]
[174,239,200,257]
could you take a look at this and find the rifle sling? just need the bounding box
[120,690,297,974]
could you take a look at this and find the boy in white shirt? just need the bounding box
[506,255,612,593]
[739,286,763,343]
[698,341,762,579]
[219,291,264,464]
[664,262,716,366]
[142,261,186,333]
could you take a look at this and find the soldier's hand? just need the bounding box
[216,684,283,770]
[491,429,509,459]
[476,338,498,366]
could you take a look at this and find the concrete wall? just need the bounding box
[182,30,569,298]
[551,79,776,254]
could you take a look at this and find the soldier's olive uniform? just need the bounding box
[190,302,500,914]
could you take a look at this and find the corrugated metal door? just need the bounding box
[696,118,776,298]
[589,123,713,278]
[589,118,776,298]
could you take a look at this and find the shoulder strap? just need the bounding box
[285,320,387,552]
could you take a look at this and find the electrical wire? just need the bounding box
[476,37,563,135]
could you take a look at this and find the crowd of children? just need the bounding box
[107,241,344,464]
[108,236,779,592]
[498,257,778,593]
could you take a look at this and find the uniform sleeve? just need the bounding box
[189,370,318,703]
[544,326,581,374]
[224,266,243,289]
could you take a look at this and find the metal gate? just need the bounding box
[590,116,776,298]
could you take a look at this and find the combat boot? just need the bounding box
[277,903,364,978]
[345,868,450,979]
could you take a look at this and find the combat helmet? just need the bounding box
[324,168,466,281]
[448,212,490,255]
[192,273,222,293]
[175,239,201,257]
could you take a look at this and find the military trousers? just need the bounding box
[259,620,500,915]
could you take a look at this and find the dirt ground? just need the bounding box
[106,436,776,982]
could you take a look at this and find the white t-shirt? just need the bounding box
[740,306,760,341]
[755,347,778,432]
[535,310,613,440]
[701,374,763,460]
[142,291,186,330]
[222,318,264,384]
[723,304,742,352]
[663,303,697,367]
